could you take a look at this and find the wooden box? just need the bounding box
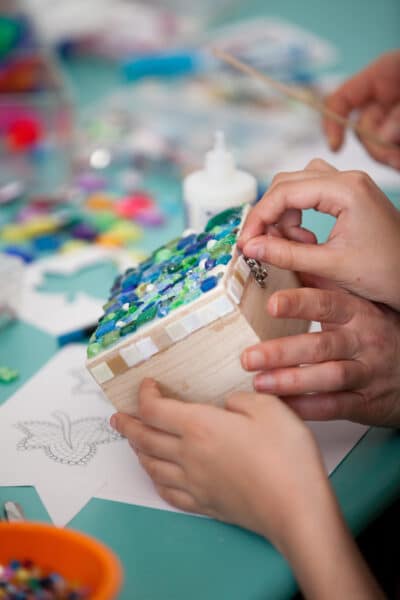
[86,206,308,414]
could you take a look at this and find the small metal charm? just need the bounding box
[244,256,268,288]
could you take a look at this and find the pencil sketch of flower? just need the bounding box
[15,411,122,466]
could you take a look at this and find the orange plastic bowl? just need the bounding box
[0,522,123,599]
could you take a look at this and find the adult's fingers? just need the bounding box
[137,452,186,489]
[242,329,358,372]
[267,288,356,324]
[111,414,181,461]
[284,391,374,424]
[323,66,376,150]
[254,360,366,396]
[355,102,400,167]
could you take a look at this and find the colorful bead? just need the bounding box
[200,276,218,293]
[0,559,89,599]
[0,366,19,383]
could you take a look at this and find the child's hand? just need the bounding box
[239,159,400,311]
[241,286,400,426]
[323,50,400,169]
[110,382,384,599]
[110,380,329,550]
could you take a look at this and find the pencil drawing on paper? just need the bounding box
[15,411,122,466]
[69,367,107,402]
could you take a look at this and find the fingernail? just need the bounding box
[109,414,117,430]
[327,132,340,151]
[269,294,288,317]
[243,349,265,370]
[244,241,264,261]
[255,374,275,391]
[277,295,289,315]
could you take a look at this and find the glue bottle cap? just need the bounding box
[204,131,235,178]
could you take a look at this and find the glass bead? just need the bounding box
[136,304,158,326]
[102,330,120,347]
[205,207,241,232]
[205,257,216,270]
[216,254,232,265]
[177,233,196,250]
[120,322,137,337]
[154,247,172,263]
[157,301,170,318]
[200,276,218,293]
[95,320,116,339]
[87,343,102,358]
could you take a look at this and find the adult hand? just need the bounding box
[323,50,400,169]
[241,286,400,426]
[239,159,400,311]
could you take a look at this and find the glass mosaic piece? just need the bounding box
[87,205,245,358]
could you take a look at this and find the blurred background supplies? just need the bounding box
[0,0,73,195]
[0,254,24,328]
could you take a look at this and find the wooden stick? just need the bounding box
[213,48,398,151]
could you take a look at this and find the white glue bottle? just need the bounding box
[183,131,257,231]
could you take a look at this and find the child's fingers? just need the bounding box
[224,391,278,416]
[154,484,204,515]
[243,235,336,280]
[267,288,356,324]
[137,381,198,435]
[242,329,357,372]
[276,208,318,244]
[254,360,366,396]
[241,176,351,249]
[137,452,186,489]
[110,413,181,461]
[239,172,332,247]
[139,377,163,400]
[304,158,338,172]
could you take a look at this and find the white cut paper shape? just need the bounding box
[0,346,124,525]
[28,247,114,278]
[18,287,103,336]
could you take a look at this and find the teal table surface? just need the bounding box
[1,2,400,599]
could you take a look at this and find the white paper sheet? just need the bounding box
[0,344,368,525]
[277,134,400,190]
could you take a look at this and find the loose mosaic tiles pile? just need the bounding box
[0,189,165,265]
[0,558,89,599]
[87,205,257,385]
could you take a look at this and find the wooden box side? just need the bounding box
[240,264,309,341]
[99,303,260,414]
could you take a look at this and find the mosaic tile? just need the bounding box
[90,362,114,384]
[87,205,246,359]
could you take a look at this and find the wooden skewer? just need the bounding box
[213,48,398,151]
